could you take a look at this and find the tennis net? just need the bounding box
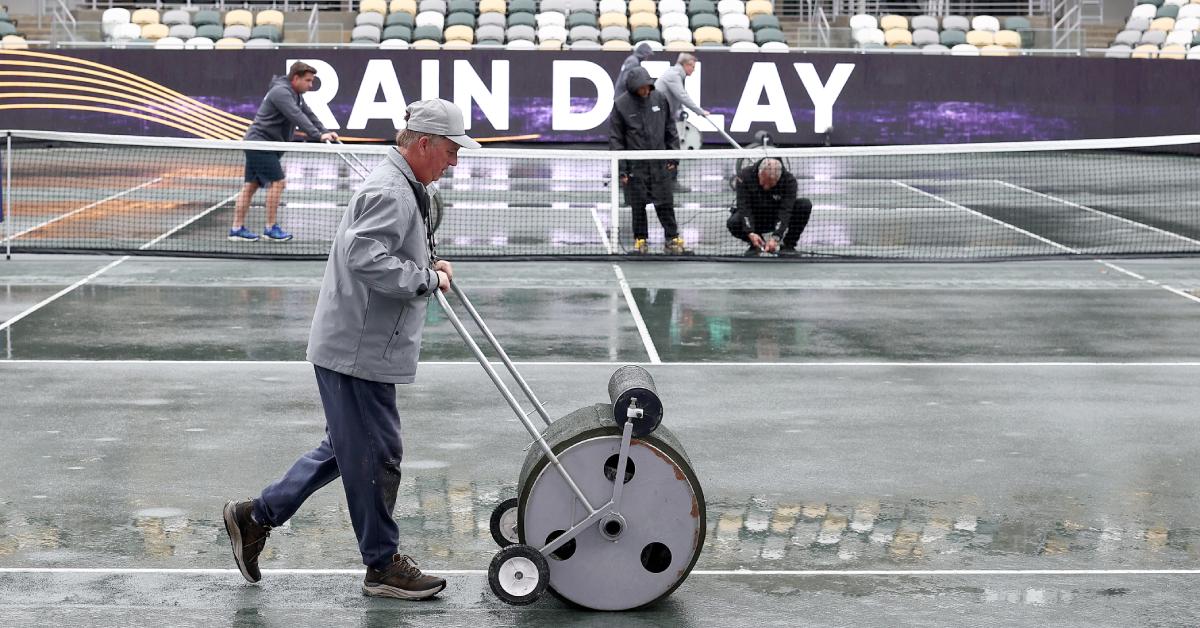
[4,130,1200,260]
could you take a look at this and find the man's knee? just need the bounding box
[271,179,287,191]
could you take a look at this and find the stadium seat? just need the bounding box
[420,0,448,14]
[224,25,252,40]
[570,39,602,48]
[1158,4,1181,17]
[910,14,938,30]
[476,23,504,40]
[111,22,141,41]
[184,36,215,49]
[629,0,656,14]
[568,0,597,14]
[641,39,665,50]
[480,0,506,12]
[1126,16,1151,31]
[417,11,446,28]
[994,29,1021,47]
[1174,15,1199,29]
[358,12,385,28]
[691,13,719,29]
[507,38,536,48]
[162,10,190,26]
[569,24,600,41]
[509,12,536,27]
[599,0,626,13]
[1140,29,1167,44]
[1131,4,1158,20]
[539,38,563,48]
[665,39,695,50]
[215,37,246,49]
[380,38,411,48]
[950,42,979,55]
[0,34,25,49]
[939,29,966,46]
[391,0,418,15]
[724,25,753,43]
[848,14,877,31]
[721,12,749,29]
[257,10,285,28]
[193,10,221,27]
[941,15,969,31]
[754,26,785,44]
[361,0,388,14]
[388,11,416,27]
[153,35,183,49]
[912,28,938,46]
[246,38,276,48]
[569,12,600,28]
[441,38,470,48]
[447,12,476,27]
[169,24,196,40]
[478,12,505,27]
[921,43,950,54]
[852,27,883,46]
[1104,43,1132,57]
[1187,45,1200,58]
[750,14,779,30]
[448,0,474,13]
[412,38,441,48]
[980,44,1012,55]
[729,40,757,51]
[717,0,745,15]
[688,0,717,17]
[353,24,383,42]
[507,24,536,40]
[102,8,130,37]
[536,12,565,28]
[693,24,722,44]
[1141,0,1163,6]
[541,0,568,13]
[662,24,691,42]
[141,23,169,39]
[971,15,1000,31]
[444,23,474,41]
[965,30,993,46]
[477,38,504,46]
[661,12,689,29]
[384,24,413,40]
[196,24,223,40]
[601,25,630,41]
[509,0,536,12]
[131,8,160,26]
[1178,4,1200,18]
[601,12,628,28]
[1165,29,1192,45]
[1131,43,1159,57]
[413,24,444,40]
[1150,16,1176,30]
[659,0,686,14]
[539,24,568,40]
[603,38,631,49]
[1160,42,1186,57]
[879,14,906,30]
[629,12,657,28]
[225,10,253,27]
[745,0,772,18]
[631,25,661,41]
[760,40,788,51]
[884,28,912,46]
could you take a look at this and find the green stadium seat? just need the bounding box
[412,24,443,41]
[0,22,15,37]
[387,12,415,27]
[750,14,779,31]
[939,29,966,46]
[0,10,10,22]
[1003,16,1030,30]
[631,25,660,42]
[510,0,537,13]
[690,13,719,29]
[383,24,413,40]
[449,0,476,14]
[1142,0,1164,7]
[568,12,598,28]
[508,12,536,27]
[196,23,224,40]
[447,11,476,27]
[1157,4,1179,18]
[688,0,716,16]
[250,25,281,42]
[193,10,221,27]
[753,27,784,44]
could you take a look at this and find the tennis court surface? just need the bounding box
[2,255,1199,626]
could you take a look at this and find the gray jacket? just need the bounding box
[244,76,327,142]
[654,64,703,120]
[307,149,441,384]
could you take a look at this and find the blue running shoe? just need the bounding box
[262,224,293,242]
[228,226,260,242]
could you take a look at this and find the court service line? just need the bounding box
[1,567,1198,577]
[893,180,1200,306]
[3,360,1200,367]
[589,206,661,364]
[3,177,163,241]
[0,194,239,332]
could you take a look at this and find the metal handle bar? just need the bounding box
[325,139,370,180]
[701,113,744,150]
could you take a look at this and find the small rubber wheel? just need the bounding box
[489,497,520,548]
[488,544,549,606]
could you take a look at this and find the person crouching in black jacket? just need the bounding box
[727,158,813,257]
[609,66,691,255]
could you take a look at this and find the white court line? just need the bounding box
[3,177,163,242]
[0,194,239,332]
[0,567,1197,577]
[589,206,661,364]
[3,360,1200,366]
[893,180,1200,306]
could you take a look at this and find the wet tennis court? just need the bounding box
[1,255,1199,625]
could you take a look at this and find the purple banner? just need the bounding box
[1,48,1197,145]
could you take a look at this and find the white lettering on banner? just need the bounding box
[289,58,340,130]
[348,59,408,130]
[422,59,439,100]
[796,63,854,134]
[551,60,615,131]
[730,62,795,134]
[453,60,509,131]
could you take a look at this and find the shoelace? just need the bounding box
[389,555,423,579]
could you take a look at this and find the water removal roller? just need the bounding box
[435,284,706,610]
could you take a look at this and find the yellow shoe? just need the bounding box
[631,238,649,255]
[664,237,692,255]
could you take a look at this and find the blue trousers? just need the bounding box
[253,365,404,571]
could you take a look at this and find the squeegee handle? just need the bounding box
[703,114,743,150]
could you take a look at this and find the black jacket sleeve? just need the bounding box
[770,173,798,240]
[663,96,679,151]
[735,168,755,234]
[609,103,629,176]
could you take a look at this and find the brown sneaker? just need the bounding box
[223,499,271,583]
[363,554,447,600]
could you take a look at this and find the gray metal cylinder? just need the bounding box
[517,403,705,611]
[607,365,664,437]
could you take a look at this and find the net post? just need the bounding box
[609,155,619,252]
[4,132,10,261]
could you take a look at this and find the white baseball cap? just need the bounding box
[404,99,481,149]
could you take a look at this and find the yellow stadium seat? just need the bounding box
[665,39,695,51]
[629,0,656,14]
[480,0,507,13]
[412,38,441,48]
[600,12,627,28]
[884,28,911,46]
[391,0,418,14]
[361,0,388,15]
[443,38,473,48]
[1160,43,1186,58]
[1,34,27,49]
[131,8,160,25]
[225,9,253,27]
[745,0,772,18]
[980,44,1011,56]
[879,14,906,30]
[693,25,722,44]
[1150,17,1175,31]
[603,38,632,50]
[445,24,474,42]
[965,29,993,46]
[257,10,285,27]
[215,37,246,49]
[539,38,563,49]
[630,12,658,28]
[994,29,1021,47]
[1131,43,1159,58]
[141,23,169,39]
